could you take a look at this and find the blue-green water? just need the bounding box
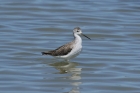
[0,0,140,93]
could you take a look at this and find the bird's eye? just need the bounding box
[77,30,79,32]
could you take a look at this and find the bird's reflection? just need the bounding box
[49,61,82,93]
[49,61,79,74]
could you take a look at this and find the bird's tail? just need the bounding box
[41,52,50,55]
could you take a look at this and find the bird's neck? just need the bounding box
[74,33,82,44]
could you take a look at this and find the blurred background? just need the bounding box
[0,0,140,93]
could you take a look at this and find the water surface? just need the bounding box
[0,0,140,93]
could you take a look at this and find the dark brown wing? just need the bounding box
[48,42,74,56]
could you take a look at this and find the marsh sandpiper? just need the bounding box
[42,27,91,61]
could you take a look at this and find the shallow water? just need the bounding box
[0,0,140,93]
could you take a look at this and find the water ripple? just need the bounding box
[0,0,140,93]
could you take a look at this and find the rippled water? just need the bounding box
[0,0,140,93]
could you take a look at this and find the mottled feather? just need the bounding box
[42,41,75,56]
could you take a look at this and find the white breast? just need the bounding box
[57,33,82,60]
[65,41,82,59]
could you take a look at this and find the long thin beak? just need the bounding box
[82,33,91,40]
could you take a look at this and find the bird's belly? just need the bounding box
[66,45,82,59]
